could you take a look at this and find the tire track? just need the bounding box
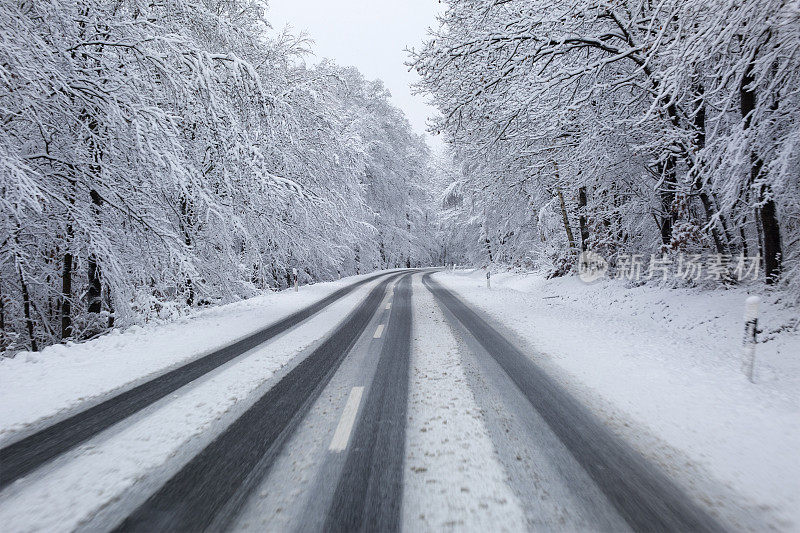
[0,271,394,489]
[422,273,724,533]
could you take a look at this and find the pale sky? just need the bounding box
[265,0,444,150]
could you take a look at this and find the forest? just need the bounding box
[412,0,799,288]
[0,0,440,351]
[2,0,798,353]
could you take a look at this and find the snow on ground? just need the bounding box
[403,276,527,531]
[433,268,800,530]
[0,282,374,533]
[0,272,387,446]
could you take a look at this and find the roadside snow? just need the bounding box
[403,275,526,531]
[0,282,375,533]
[0,272,385,446]
[434,269,800,530]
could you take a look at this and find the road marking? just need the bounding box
[373,324,385,338]
[329,387,364,452]
[385,302,392,310]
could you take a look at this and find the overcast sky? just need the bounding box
[265,0,444,150]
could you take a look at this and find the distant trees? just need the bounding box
[0,0,436,352]
[412,0,799,288]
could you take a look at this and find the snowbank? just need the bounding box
[0,272,386,446]
[433,268,800,530]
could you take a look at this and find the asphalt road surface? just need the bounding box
[422,274,723,533]
[0,270,726,532]
[0,270,395,490]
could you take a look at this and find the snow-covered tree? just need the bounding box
[410,0,799,287]
[0,0,436,352]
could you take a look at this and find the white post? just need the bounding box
[486,270,491,289]
[743,296,760,383]
[293,268,298,292]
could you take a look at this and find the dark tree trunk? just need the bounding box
[658,157,677,246]
[180,194,195,305]
[185,279,195,306]
[552,163,576,249]
[0,283,4,336]
[82,13,109,317]
[697,192,729,255]
[760,196,781,283]
[713,194,736,254]
[62,173,75,340]
[12,227,38,350]
[87,257,101,313]
[690,92,731,255]
[61,250,73,340]
[557,188,576,248]
[741,55,782,283]
[18,262,37,352]
[578,186,589,251]
[406,212,412,267]
[87,190,104,314]
[739,221,750,258]
[106,286,115,328]
[755,206,765,261]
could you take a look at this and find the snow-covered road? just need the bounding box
[1,269,794,532]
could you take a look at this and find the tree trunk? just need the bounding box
[714,195,736,254]
[741,56,782,282]
[755,206,765,262]
[557,188,576,248]
[0,281,4,337]
[689,86,732,255]
[87,256,101,313]
[739,223,750,258]
[82,14,109,316]
[61,250,73,340]
[17,261,37,352]
[552,163,575,249]
[696,191,729,255]
[760,195,782,283]
[482,205,494,263]
[578,186,589,251]
[406,212,412,268]
[658,157,677,246]
[62,175,75,340]
[106,286,115,328]
[86,186,104,313]
[179,194,195,305]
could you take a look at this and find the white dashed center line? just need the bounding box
[329,387,364,452]
[373,324,385,338]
